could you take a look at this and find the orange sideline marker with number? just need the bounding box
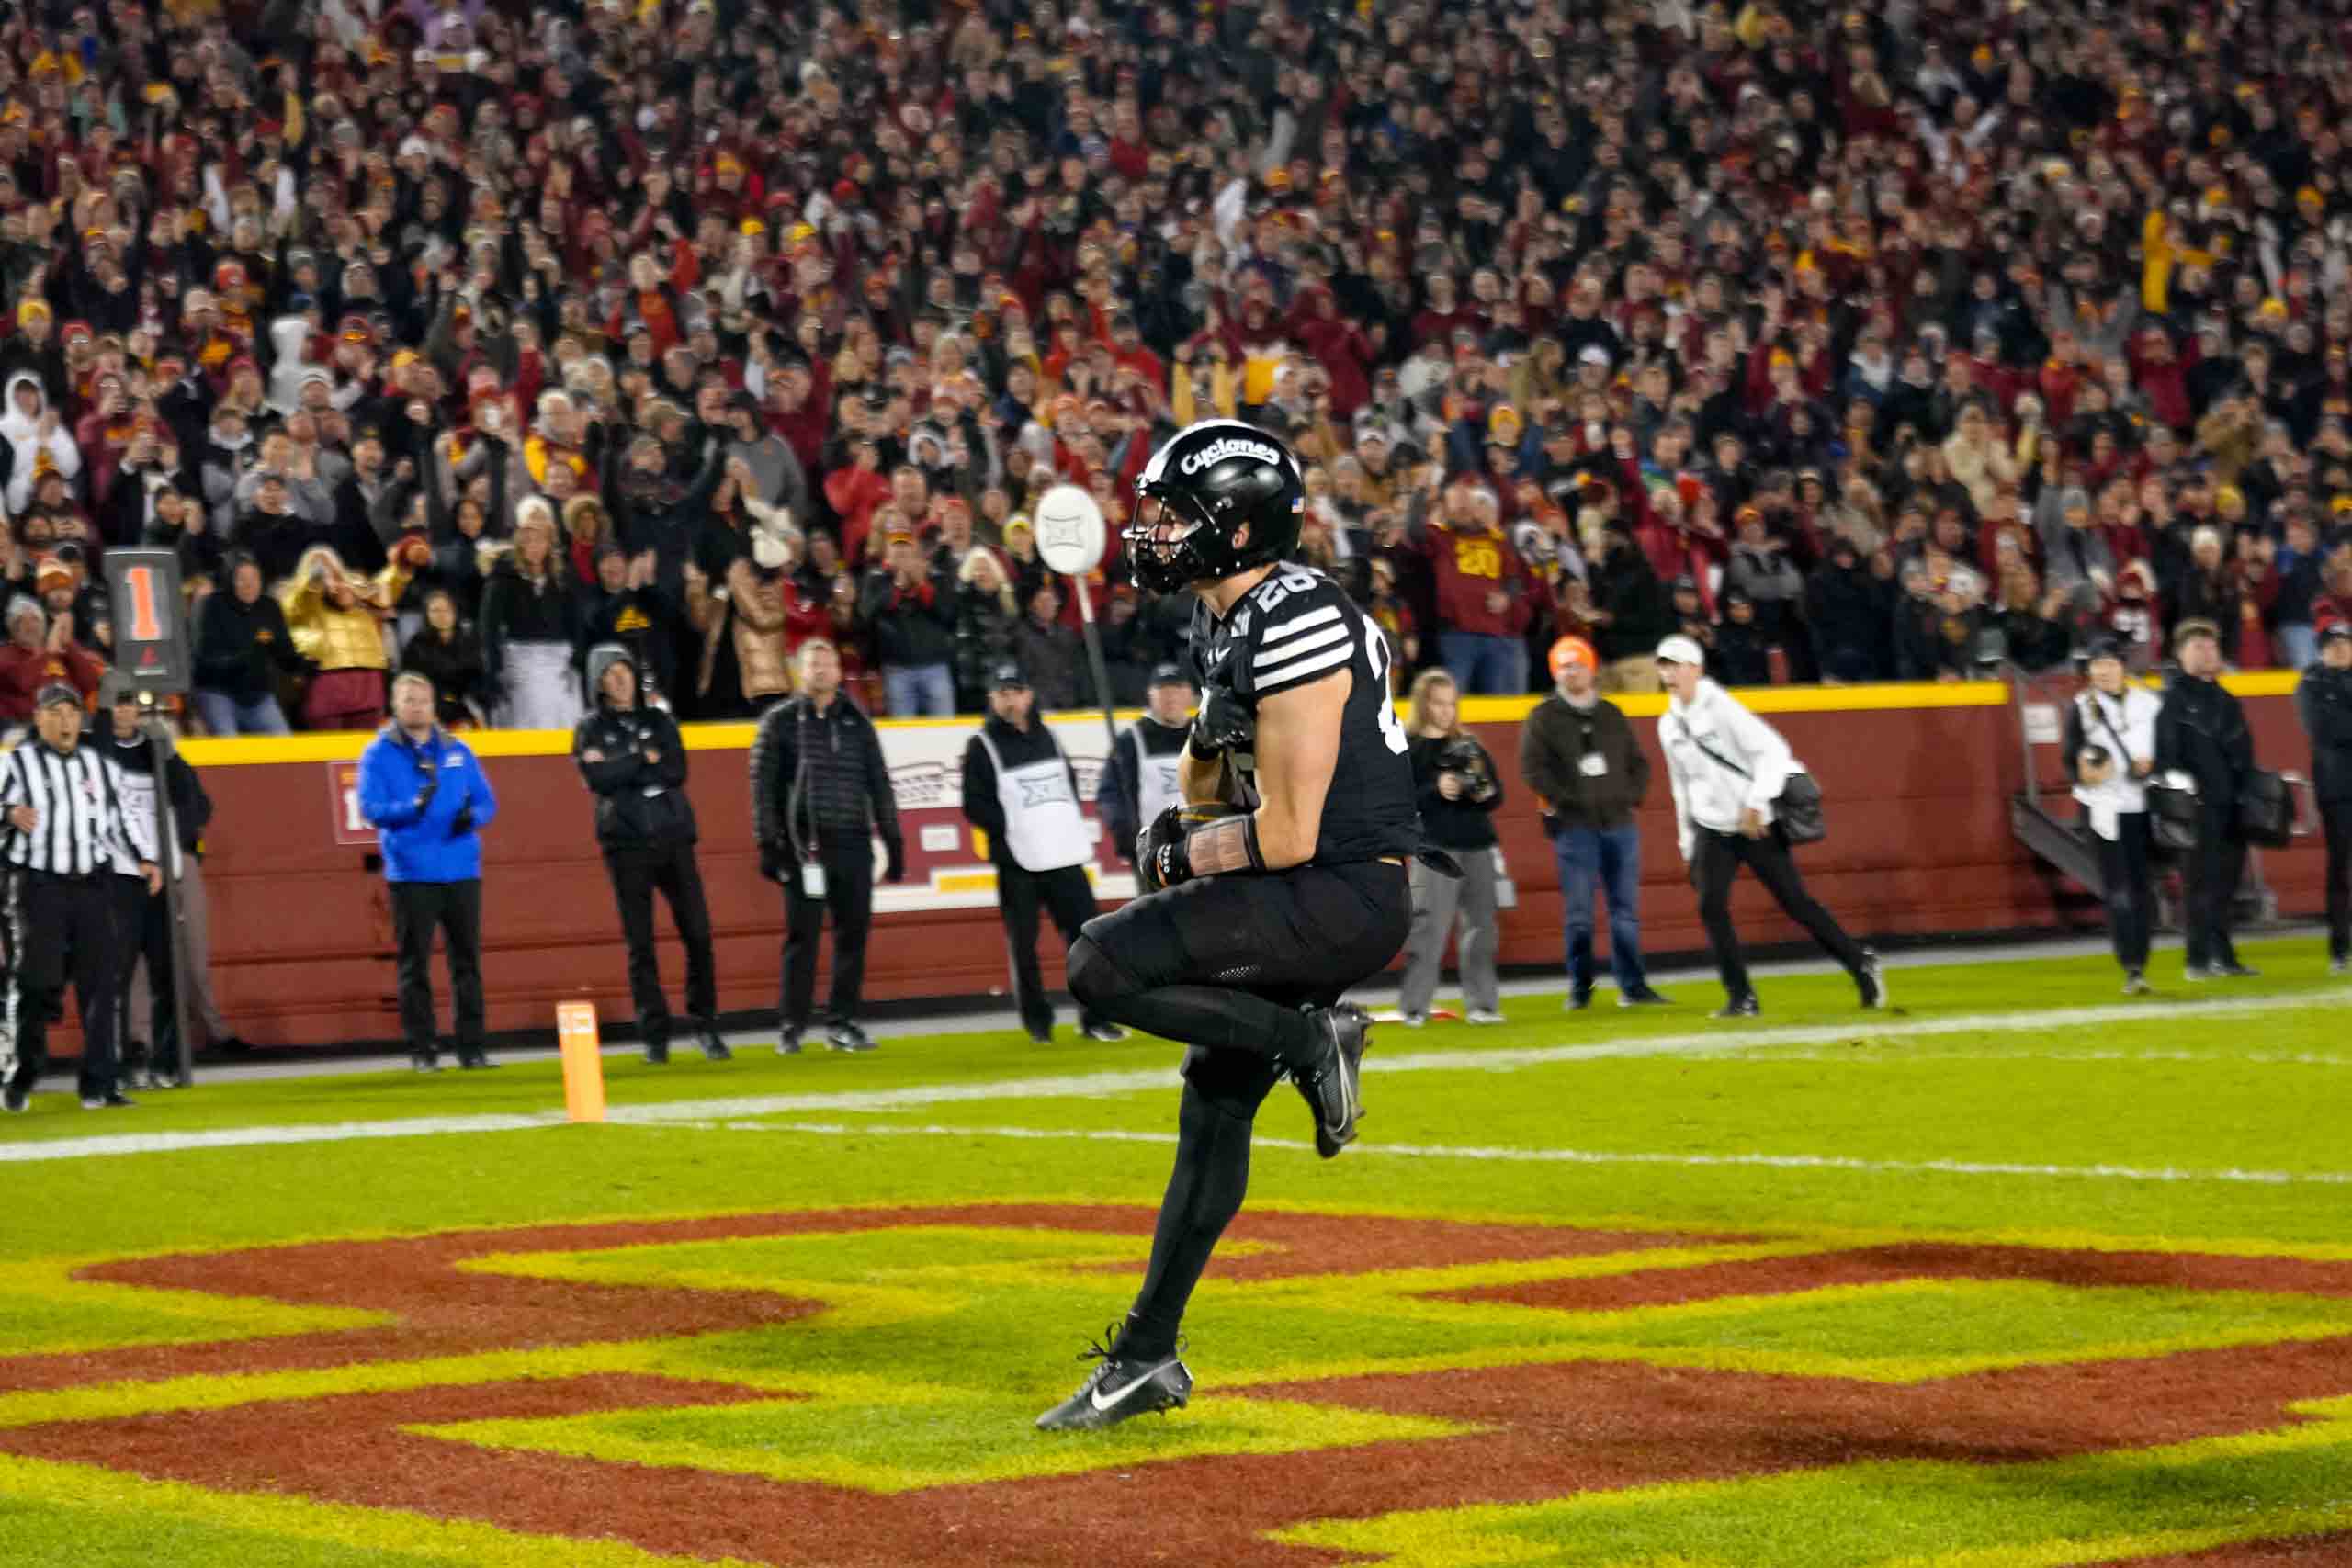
[556,1001,605,1122]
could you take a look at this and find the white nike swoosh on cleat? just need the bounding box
[1088,1359,1178,1414]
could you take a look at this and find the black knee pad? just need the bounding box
[1063,935,1129,1010]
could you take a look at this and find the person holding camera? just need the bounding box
[574,644,728,1065]
[1520,636,1668,1010]
[2154,620,2260,980]
[2064,638,2162,995]
[358,671,500,1071]
[1657,635,1883,1018]
[1397,671,1507,1024]
[2296,621,2352,973]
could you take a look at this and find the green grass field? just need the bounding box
[2,938,2349,1566]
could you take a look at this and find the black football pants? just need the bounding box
[1065,860,1411,1359]
[605,840,717,1046]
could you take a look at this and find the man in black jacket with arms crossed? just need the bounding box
[574,644,728,1065]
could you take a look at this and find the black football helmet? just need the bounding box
[1125,418,1306,593]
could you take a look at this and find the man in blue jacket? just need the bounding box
[359,671,501,1071]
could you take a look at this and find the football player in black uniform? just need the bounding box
[1035,419,1424,1432]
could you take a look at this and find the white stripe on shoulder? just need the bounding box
[1254,620,1350,672]
[1258,604,1342,645]
[1255,642,1354,690]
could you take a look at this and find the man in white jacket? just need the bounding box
[1656,636,1883,1017]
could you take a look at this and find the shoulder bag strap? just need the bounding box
[1674,713,1752,781]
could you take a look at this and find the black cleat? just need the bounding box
[2,1084,26,1113]
[644,1039,672,1066]
[1618,987,1672,1007]
[411,1053,443,1073]
[827,1023,877,1053]
[1857,949,1887,1010]
[2122,970,2153,997]
[458,1052,498,1070]
[1292,1004,1370,1158]
[81,1091,136,1110]
[1028,1026,1054,1045]
[1712,995,1761,1020]
[1035,1325,1193,1432]
[779,1028,805,1055]
[2212,962,2261,979]
[696,1026,733,1062]
[1080,1021,1129,1043]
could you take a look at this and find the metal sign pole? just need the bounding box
[1069,578,1123,760]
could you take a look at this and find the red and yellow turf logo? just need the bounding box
[1,1203,2349,1564]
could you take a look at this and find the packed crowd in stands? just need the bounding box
[3,0,2352,732]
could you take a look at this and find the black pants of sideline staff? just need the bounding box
[2323,798,2352,964]
[605,840,717,1050]
[1692,828,1867,1001]
[6,870,124,1101]
[781,849,874,1032]
[2181,806,2247,974]
[390,878,487,1066]
[997,861,1107,1039]
[110,874,179,1077]
[2093,812,2154,974]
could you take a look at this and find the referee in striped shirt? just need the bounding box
[2,682,162,1113]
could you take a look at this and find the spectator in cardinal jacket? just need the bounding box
[2064,639,2164,995]
[1422,483,1532,694]
[749,638,907,1054]
[2157,619,2260,981]
[1520,635,1667,1010]
[574,644,728,1065]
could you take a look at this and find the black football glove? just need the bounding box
[882,838,907,884]
[1135,804,1193,894]
[1187,686,1255,761]
[759,843,786,884]
[450,805,475,835]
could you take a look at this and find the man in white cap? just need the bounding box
[1654,634,1883,1018]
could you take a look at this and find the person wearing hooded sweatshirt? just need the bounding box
[573,643,727,1065]
[191,552,311,733]
[357,671,500,1072]
[1656,635,1883,1017]
[0,371,81,516]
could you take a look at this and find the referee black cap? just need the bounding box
[33,682,80,710]
[1147,661,1193,689]
[989,660,1029,691]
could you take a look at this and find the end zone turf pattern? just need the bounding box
[1,942,2349,1564]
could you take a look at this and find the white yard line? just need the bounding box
[708,1121,2352,1189]
[1,987,2344,1167]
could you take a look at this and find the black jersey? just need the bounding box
[1188,564,1420,865]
